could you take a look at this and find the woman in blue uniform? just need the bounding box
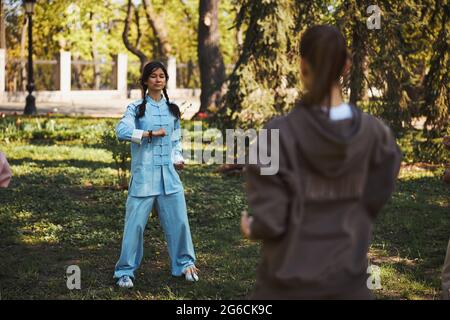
[114,61,199,288]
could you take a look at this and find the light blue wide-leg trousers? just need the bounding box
[114,191,196,279]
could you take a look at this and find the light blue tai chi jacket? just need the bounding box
[116,95,184,197]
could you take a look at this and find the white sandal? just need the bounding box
[183,266,199,282]
[117,275,134,288]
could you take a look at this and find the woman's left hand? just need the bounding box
[174,162,185,170]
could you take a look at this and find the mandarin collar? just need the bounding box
[146,94,165,106]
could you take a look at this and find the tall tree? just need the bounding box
[90,12,101,90]
[142,0,172,60]
[343,0,369,105]
[197,0,226,114]
[123,0,148,70]
[420,2,450,159]
[0,0,6,49]
[216,0,324,129]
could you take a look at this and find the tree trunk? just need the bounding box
[142,0,172,60]
[20,17,27,91]
[73,53,82,90]
[422,4,449,137]
[349,11,367,105]
[0,0,6,49]
[123,0,148,71]
[385,69,404,131]
[187,59,194,88]
[90,12,101,90]
[134,5,142,49]
[197,0,226,114]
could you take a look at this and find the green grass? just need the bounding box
[0,118,448,300]
[0,140,255,299]
[370,164,449,299]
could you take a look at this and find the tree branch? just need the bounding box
[122,0,148,69]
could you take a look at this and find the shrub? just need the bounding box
[100,121,131,187]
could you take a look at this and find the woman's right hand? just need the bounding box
[152,128,166,137]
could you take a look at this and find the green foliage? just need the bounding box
[218,0,301,129]
[3,1,448,162]
[218,0,448,163]
[4,0,237,90]
[100,121,131,187]
[413,136,448,164]
[421,3,450,140]
[397,129,447,164]
[0,115,108,144]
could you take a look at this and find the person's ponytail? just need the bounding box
[300,25,348,108]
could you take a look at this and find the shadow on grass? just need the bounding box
[0,164,255,299]
[2,148,447,299]
[371,174,449,299]
[8,158,116,170]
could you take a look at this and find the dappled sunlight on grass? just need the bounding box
[376,265,439,300]
[0,126,448,299]
[370,165,449,299]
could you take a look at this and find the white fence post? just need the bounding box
[167,56,176,91]
[118,53,128,98]
[113,53,127,98]
[57,50,71,93]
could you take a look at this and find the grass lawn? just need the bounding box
[0,117,448,300]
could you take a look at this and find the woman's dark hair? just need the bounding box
[136,61,181,119]
[299,25,348,108]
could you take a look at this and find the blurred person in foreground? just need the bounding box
[0,152,12,188]
[241,25,402,300]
